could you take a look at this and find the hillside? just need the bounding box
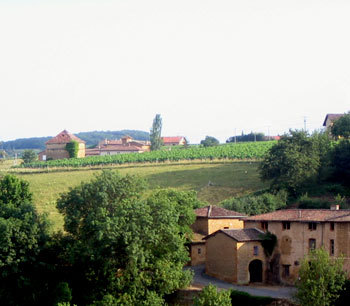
[3,161,267,231]
[0,129,150,152]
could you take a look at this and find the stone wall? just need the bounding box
[206,232,237,282]
[208,218,244,235]
[190,243,206,266]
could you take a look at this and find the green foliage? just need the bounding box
[331,139,350,186]
[331,112,350,138]
[200,136,220,147]
[260,232,277,257]
[150,114,163,151]
[56,171,196,305]
[0,174,50,305]
[296,248,346,306]
[194,284,231,306]
[259,130,330,195]
[19,141,275,168]
[65,140,79,158]
[229,289,274,305]
[226,132,265,143]
[298,194,331,209]
[22,149,37,163]
[220,190,287,216]
[53,282,72,305]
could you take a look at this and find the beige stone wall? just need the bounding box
[77,143,85,158]
[208,218,244,235]
[46,143,85,160]
[191,243,206,266]
[205,232,237,283]
[191,218,209,235]
[236,242,265,284]
[244,220,350,284]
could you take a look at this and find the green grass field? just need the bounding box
[1,160,267,231]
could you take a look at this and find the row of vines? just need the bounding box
[18,142,276,168]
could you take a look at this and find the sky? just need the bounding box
[0,0,349,144]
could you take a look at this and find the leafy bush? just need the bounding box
[194,284,231,306]
[22,149,37,163]
[220,190,287,216]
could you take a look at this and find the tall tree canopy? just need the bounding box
[0,175,49,305]
[259,130,330,195]
[331,112,350,139]
[150,114,163,151]
[200,136,219,147]
[57,170,197,305]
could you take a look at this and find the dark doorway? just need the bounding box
[249,259,263,282]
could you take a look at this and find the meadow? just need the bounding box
[2,160,267,231]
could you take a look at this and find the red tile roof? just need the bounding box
[161,136,185,144]
[323,114,343,126]
[100,145,144,152]
[205,228,264,242]
[46,130,85,144]
[245,209,350,223]
[195,205,246,219]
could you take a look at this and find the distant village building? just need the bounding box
[161,136,187,146]
[85,136,150,156]
[39,130,85,161]
[323,113,344,129]
[195,206,350,285]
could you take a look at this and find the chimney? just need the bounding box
[330,204,340,211]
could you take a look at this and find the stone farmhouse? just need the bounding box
[39,130,85,161]
[85,136,150,156]
[161,136,187,146]
[191,205,350,285]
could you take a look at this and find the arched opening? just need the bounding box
[249,259,263,283]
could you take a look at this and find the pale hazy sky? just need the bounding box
[0,0,349,143]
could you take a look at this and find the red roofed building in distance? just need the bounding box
[161,136,188,146]
[39,130,85,161]
[85,135,151,156]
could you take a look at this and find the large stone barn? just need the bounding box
[39,130,85,161]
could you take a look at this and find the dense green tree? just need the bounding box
[150,114,163,151]
[22,149,37,163]
[259,130,329,195]
[194,284,231,306]
[57,171,196,305]
[220,190,287,216]
[331,139,350,186]
[331,112,350,139]
[296,248,346,306]
[200,136,220,147]
[0,174,50,305]
[226,132,265,143]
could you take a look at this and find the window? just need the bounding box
[224,227,229,229]
[330,222,335,231]
[282,265,290,277]
[261,222,268,230]
[198,248,201,255]
[253,246,259,256]
[282,221,291,230]
[308,222,317,231]
[330,239,334,256]
[309,239,316,251]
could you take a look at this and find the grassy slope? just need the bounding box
[2,161,267,231]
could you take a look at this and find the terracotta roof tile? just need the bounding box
[195,205,246,218]
[245,209,350,223]
[46,130,85,144]
[161,136,185,144]
[205,228,264,242]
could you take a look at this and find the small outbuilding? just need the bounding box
[205,228,266,284]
